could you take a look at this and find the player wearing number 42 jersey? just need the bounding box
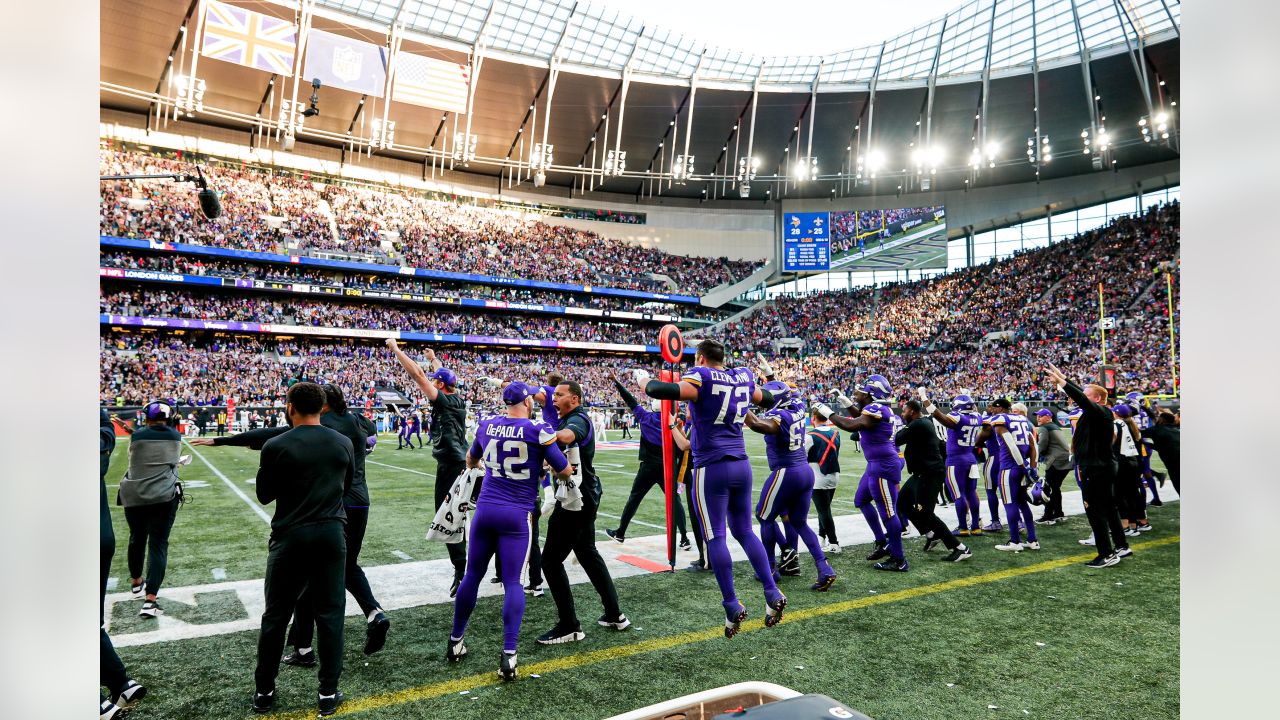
[646,339,787,638]
[448,382,571,682]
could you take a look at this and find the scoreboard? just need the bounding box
[782,211,831,271]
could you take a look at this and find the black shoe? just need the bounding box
[1115,546,1134,559]
[449,576,461,598]
[679,536,692,551]
[317,691,344,717]
[365,612,391,655]
[489,576,502,584]
[1085,554,1120,568]
[113,679,147,708]
[941,545,973,562]
[597,613,632,630]
[524,583,544,597]
[100,699,126,720]
[605,528,625,543]
[923,533,943,552]
[446,636,468,663]
[281,648,317,667]
[252,690,275,714]
[724,605,748,639]
[536,622,585,645]
[866,540,890,561]
[764,594,788,627]
[873,558,909,572]
[1148,499,1164,507]
[1154,471,1167,488]
[685,560,708,572]
[498,652,518,681]
[778,547,801,575]
[810,574,837,592]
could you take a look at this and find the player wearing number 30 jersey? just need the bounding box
[448,382,570,681]
[645,339,787,638]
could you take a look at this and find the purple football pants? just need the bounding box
[688,458,783,617]
[756,464,833,579]
[944,457,982,531]
[450,504,531,653]
[854,460,904,561]
[997,465,1037,544]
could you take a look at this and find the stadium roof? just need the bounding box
[101,0,1180,200]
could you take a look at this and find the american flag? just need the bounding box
[200,0,297,75]
[392,52,470,114]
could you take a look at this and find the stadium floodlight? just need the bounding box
[531,143,554,171]
[1027,136,1051,164]
[174,74,206,115]
[671,154,695,183]
[793,156,818,182]
[912,146,944,175]
[858,149,886,179]
[453,132,478,162]
[603,149,627,177]
[370,118,396,150]
[1140,111,1172,142]
[736,156,760,183]
[1081,127,1108,158]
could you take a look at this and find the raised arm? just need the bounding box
[744,410,780,435]
[917,386,959,428]
[814,402,878,433]
[386,338,439,402]
[645,377,700,403]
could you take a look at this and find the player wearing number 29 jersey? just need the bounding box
[989,410,1038,549]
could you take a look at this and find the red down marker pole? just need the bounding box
[658,324,684,572]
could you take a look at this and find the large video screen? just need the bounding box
[829,205,947,270]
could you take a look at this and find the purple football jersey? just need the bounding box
[539,384,560,427]
[468,416,568,510]
[762,406,807,469]
[982,414,1002,460]
[858,402,900,463]
[683,365,756,468]
[988,413,1034,467]
[944,411,984,458]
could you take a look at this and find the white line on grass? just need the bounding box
[596,511,665,530]
[391,550,415,561]
[183,441,272,524]
[367,459,434,476]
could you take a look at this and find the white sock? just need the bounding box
[367,609,382,623]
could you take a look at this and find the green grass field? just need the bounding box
[103,431,1179,719]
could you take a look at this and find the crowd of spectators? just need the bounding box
[100,147,765,292]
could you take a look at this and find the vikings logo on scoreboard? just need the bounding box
[782,212,831,271]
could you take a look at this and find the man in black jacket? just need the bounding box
[249,382,353,717]
[604,374,690,548]
[100,410,147,719]
[1145,410,1181,494]
[895,401,971,562]
[1045,365,1129,568]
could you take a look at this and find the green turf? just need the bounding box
[105,430,1179,720]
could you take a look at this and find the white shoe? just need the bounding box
[1024,541,1041,550]
[1079,536,1096,546]
[994,543,1023,552]
[826,543,841,555]
[1124,528,1140,537]
[139,600,162,618]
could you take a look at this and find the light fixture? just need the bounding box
[603,149,627,176]
[1140,110,1173,142]
[912,145,944,175]
[531,143,554,171]
[793,156,819,182]
[371,118,396,149]
[1027,135,1051,165]
[859,148,886,179]
[174,74,206,113]
[453,132,477,162]
[671,154,695,182]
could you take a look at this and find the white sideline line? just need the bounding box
[391,550,414,561]
[368,459,434,476]
[597,511,665,530]
[183,441,272,525]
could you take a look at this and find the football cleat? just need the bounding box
[281,648,316,667]
[982,522,1003,533]
[446,637,468,663]
[810,574,837,592]
[954,527,971,537]
[866,540,890,561]
[597,613,631,631]
[498,652,518,682]
[364,612,391,656]
[778,547,801,576]
[873,558,909,572]
[317,691,344,717]
[724,605,748,639]
[764,595,788,628]
[536,623,585,645]
[941,546,973,562]
[969,527,985,536]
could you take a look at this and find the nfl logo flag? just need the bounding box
[200,0,297,75]
[305,29,387,97]
[392,53,470,114]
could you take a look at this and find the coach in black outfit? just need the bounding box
[1045,365,1129,568]
[1035,408,1074,523]
[251,382,353,717]
[1144,410,1180,494]
[896,400,971,562]
[386,339,470,596]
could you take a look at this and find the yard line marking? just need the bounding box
[211,568,227,581]
[596,468,634,476]
[106,578,118,591]
[367,459,434,476]
[264,535,1180,720]
[183,441,272,525]
[391,550,415,561]
[596,511,665,530]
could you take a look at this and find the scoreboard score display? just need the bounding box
[781,212,831,271]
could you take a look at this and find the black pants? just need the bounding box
[683,478,706,565]
[1116,458,1146,524]
[812,487,838,544]
[542,500,622,626]
[620,425,632,439]
[1165,462,1180,494]
[616,462,688,539]
[124,496,179,595]
[102,523,127,702]
[255,521,346,695]
[1044,466,1070,518]
[435,457,469,580]
[217,423,226,436]
[900,471,960,551]
[1078,463,1128,557]
[287,506,380,648]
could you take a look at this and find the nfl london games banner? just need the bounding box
[782,211,831,271]
[304,29,387,97]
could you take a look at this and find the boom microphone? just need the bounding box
[193,166,222,220]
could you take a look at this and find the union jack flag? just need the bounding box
[200,0,296,75]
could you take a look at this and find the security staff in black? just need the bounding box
[896,400,971,562]
[1045,365,1129,567]
[101,410,147,718]
[1144,410,1180,494]
[806,409,842,550]
[192,387,390,659]
[118,401,183,618]
[386,339,469,595]
[538,380,629,645]
[604,375,690,547]
[251,382,353,717]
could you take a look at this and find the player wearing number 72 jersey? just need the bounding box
[645,339,787,638]
[448,383,571,681]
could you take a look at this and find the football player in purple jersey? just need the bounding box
[645,339,788,638]
[815,374,911,572]
[745,381,837,592]
[988,404,1041,552]
[919,387,985,535]
[1122,392,1165,508]
[975,398,1012,533]
[448,382,571,682]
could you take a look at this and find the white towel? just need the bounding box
[426,468,480,543]
[555,446,584,511]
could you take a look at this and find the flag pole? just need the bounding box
[1098,282,1107,365]
[1166,270,1178,397]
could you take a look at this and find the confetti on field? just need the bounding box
[947,683,955,688]
[750,657,758,661]
[988,705,999,710]
[795,666,805,670]
[868,590,877,594]
[531,674,541,679]
[1047,595,1057,599]
[1035,642,1046,647]
[1024,711,1030,715]
[459,691,470,695]
[1115,582,1124,586]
